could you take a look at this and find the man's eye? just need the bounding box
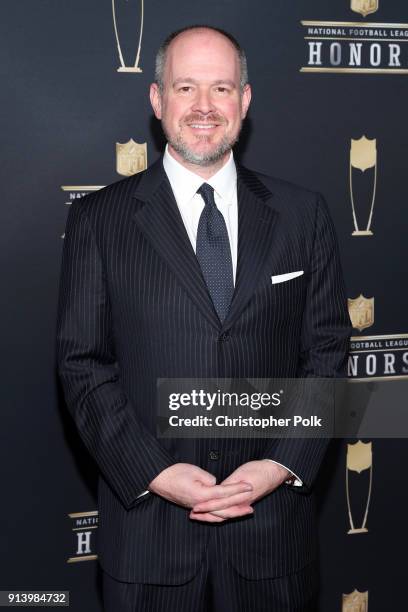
[179,86,192,92]
[215,87,229,93]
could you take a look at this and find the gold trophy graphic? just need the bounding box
[349,136,377,236]
[342,589,369,611]
[346,441,373,534]
[351,0,379,17]
[112,0,144,72]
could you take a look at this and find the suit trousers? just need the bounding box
[102,526,319,612]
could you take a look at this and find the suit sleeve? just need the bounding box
[56,199,176,510]
[261,192,352,492]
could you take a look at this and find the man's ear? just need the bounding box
[150,83,162,119]
[241,84,252,119]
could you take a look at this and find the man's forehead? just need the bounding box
[170,27,234,47]
[167,29,238,61]
[165,30,240,78]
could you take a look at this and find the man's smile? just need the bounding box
[188,124,218,129]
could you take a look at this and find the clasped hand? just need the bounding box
[148,461,290,523]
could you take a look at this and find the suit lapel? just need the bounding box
[220,164,278,332]
[132,157,279,333]
[132,158,221,330]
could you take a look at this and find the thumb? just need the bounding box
[195,468,217,486]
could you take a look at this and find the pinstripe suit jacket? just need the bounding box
[56,156,351,584]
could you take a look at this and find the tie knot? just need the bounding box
[197,183,216,207]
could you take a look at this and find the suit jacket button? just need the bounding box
[219,332,230,342]
[209,450,220,460]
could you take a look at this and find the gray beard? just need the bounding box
[163,126,240,167]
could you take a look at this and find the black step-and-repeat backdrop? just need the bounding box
[1,1,407,610]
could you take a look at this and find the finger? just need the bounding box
[194,505,254,520]
[193,490,254,512]
[196,481,253,503]
[208,505,254,519]
[189,510,225,523]
[190,504,254,520]
[219,474,245,486]
[194,469,217,486]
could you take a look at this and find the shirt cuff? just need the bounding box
[263,459,303,486]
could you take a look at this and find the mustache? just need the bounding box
[183,113,226,125]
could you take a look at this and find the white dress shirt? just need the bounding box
[136,146,302,498]
[163,144,238,283]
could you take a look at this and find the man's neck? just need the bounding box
[167,144,231,180]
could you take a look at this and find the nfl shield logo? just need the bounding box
[351,0,379,17]
[347,441,372,473]
[116,139,147,176]
[342,589,368,611]
[350,136,377,173]
[348,294,374,332]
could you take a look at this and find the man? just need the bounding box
[56,25,351,611]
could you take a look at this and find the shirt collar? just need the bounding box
[162,143,236,207]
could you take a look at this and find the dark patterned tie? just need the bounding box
[196,183,234,323]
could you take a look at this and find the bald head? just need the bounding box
[154,25,248,94]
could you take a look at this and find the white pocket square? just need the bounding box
[271,270,304,284]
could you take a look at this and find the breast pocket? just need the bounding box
[252,268,308,325]
[271,270,304,284]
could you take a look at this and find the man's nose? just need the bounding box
[191,88,215,114]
